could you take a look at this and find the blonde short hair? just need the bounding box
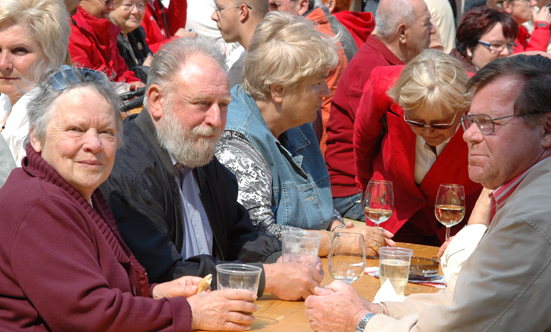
[388,49,472,119]
[241,11,339,101]
[0,0,70,70]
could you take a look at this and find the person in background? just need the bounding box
[425,0,456,53]
[487,0,551,52]
[211,0,269,88]
[325,0,435,221]
[306,53,551,332]
[142,0,197,53]
[0,0,70,166]
[110,0,153,82]
[322,0,375,48]
[70,0,145,87]
[101,37,324,301]
[268,0,349,153]
[450,7,518,72]
[354,49,482,245]
[216,11,393,257]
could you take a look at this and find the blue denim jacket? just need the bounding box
[225,86,333,230]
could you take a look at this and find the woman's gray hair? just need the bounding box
[375,0,415,38]
[26,67,123,147]
[241,11,339,101]
[146,37,227,102]
[0,0,70,73]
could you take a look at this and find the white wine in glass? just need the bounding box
[364,180,394,229]
[435,184,465,241]
[328,233,366,284]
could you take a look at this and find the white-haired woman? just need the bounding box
[354,49,483,245]
[0,0,70,167]
[216,11,394,257]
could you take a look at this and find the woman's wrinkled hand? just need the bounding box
[187,289,258,331]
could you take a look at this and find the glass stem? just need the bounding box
[445,226,451,241]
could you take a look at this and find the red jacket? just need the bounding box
[306,7,348,154]
[141,0,187,53]
[69,8,140,83]
[333,11,375,48]
[325,35,403,198]
[514,23,550,53]
[353,66,482,244]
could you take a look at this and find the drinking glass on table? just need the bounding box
[328,233,366,284]
[435,183,466,241]
[363,180,394,229]
[378,247,413,300]
[281,230,322,269]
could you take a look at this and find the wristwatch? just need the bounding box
[356,313,376,332]
[536,21,550,29]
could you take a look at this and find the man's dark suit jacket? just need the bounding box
[101,109,282,291]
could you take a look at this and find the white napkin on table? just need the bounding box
[373,279,403,303]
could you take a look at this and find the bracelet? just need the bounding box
[378,302,386,315]
[332,224,346,231]
[356,313,375,332]
[322,230,333,248]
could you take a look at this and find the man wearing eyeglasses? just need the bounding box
[210,0,267,88]
[305,54,551,331]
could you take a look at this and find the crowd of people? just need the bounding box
[1,0,551,330]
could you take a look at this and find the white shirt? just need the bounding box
[0,90,36,167]
[414,135,451,185]
[170,154,214,260]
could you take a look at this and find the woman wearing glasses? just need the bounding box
[354,49,483,245]
[487,0,551,53]
[109,0,153,82]
[450,7,518,72]
[69,0,145,87]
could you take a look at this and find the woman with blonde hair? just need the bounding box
[354,49,482,245]
[0,0,70,168]
[216,11,394,257]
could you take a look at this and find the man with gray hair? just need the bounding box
[325,0,435,221]
[306,54,551,331]
[101,37,323,301]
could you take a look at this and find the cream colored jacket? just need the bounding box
[367,157,551,331]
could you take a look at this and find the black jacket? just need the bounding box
[100,109,282,292]
[117,27,151,82]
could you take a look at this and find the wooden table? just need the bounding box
[203,243,441,331]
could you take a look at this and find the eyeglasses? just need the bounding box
[461,114,521,135]
[403,112,457,130]
[214,3,252,18]
[50,68,108,91]
[477,40,518,54]
[268,0,297,11]
[119,2,146,12]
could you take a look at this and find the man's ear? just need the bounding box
[501,1,513,14]
[324,0,337,12]
[240,3,251,22]
[147,84,164,120]
[270,83,285,104]
[297,0,310,15]
[29,126,42,154]
[397,23,408,44]
[541,114,551,148]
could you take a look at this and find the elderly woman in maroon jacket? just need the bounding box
[0,67,256,331]
[354,49,482,246]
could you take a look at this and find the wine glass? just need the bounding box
[363,180,394,229]
[435,184,465,241]
[328,233,366,284]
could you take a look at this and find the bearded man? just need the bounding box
[101,37,324,301]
